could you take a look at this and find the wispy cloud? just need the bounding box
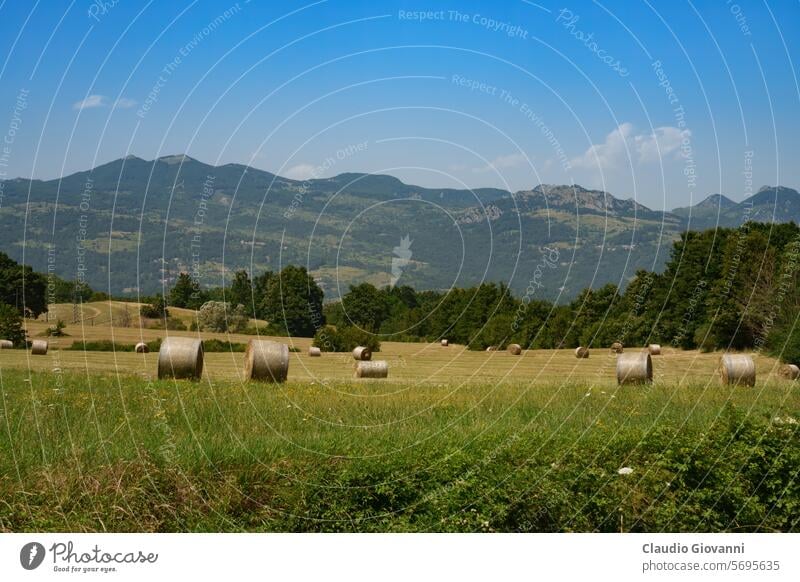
[73,94,138,110]
[473,152,528,173]
[73,95,107,110]
[570,122,689,170]
[113,97,138,109]
[284,164,318,180]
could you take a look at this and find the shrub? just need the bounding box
[201,339,246,352]
[312,325,380,352]
[197,301,248,333]
[140,295,169,319]
[767,322,800,364]
[44,319,68,337]
[67,338,162,352]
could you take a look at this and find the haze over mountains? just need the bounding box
[1,155,798,301]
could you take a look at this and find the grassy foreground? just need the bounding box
[0,368,798,532]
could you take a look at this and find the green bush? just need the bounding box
[44,319,68,337]
[312,325,380,352]
[767,323,800,364]
[197,301,249,333]
[67,339,163,352]
[65,338,300,353]
[201,339,246,352]
[140,295,169,319]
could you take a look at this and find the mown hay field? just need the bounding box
[0,339,791,387]
[0,302,797,532]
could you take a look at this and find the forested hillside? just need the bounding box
[2,155,799,300]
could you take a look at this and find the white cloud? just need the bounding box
[571,122,689,170]
[113,97,138,109]
[73,95,137,110]
[473,152,528,173]
[73,95,107,110]
[284,164,318,180]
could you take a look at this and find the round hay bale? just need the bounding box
[308,346,321,357]
[441,339,448,347]
[507,343,522,355]
[719,354,755,387]
[616,352,652,385]
[486,346,496,352]
[0,339,13,349]
[610,342,624,354]
[352,346,372,361]
[31,339,48,355]
[244,340,289,383]
[157,337,203,380]
[575,346,589,359]
[779,364,800,380]
[647,344,662,355]
[135,342,150,354]
[354,360,388,379]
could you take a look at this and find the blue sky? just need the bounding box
[0,0,798,209]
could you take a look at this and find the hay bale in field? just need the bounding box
[0,339,13,349]
[647,344,662,355]
[352,346,372,361]
[308,346,321,357]
[719,354,756,387]
[610,342,624,354]
[157,337,203,380]
[575,346,589,359]
[354,360,388,379]
[244,340,289,383]
[507,343,522,355]
[31,339,48,355]
[441,339,448,347]
[616,352,652,385]
[486,346,496,352]
[779,364,799,381]
[134,342,150,354]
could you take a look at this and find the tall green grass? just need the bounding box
[0,369,798,532]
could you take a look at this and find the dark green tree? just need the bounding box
[0,302,26,346]
[252,271,275,319]
[260,266,324,337]
[341,283,389,331]
[0,251,48,317]
[228,270,252,310]
[169,273,196,308]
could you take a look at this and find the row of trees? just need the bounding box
[319,222,800,361]
[2,222,798,361]
[152,222,799,361]
[159,265,325,337]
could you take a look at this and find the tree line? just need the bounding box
[321,221,800,362]
[1,221,798,362]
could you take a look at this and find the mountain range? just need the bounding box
[1,155,798,301]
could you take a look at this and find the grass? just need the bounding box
[0,363,798,532]
[2,317,798,532]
